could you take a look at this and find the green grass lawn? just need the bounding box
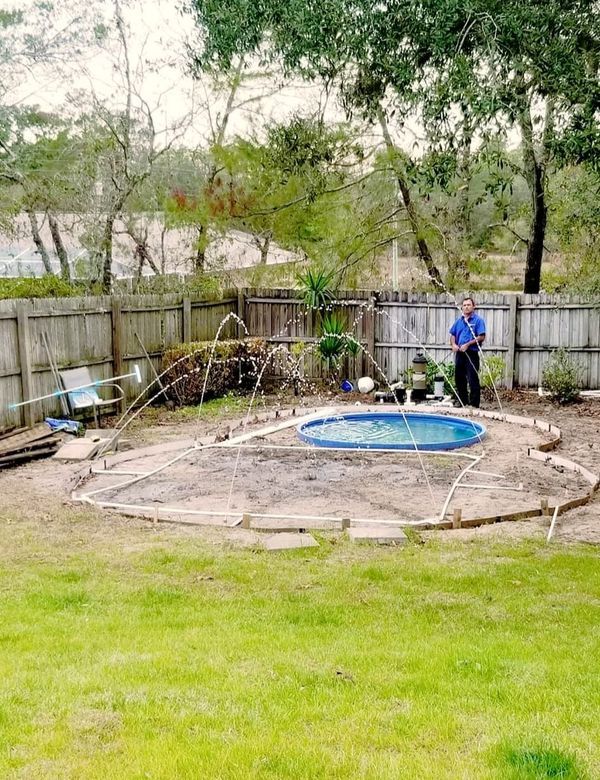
[0,520,599,779]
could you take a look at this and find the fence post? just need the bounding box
[111,299,125,414]
[505,295,518,389]
[16,302,35,428]
[237,290,246,338]
[182,297,191,344]
[364,293,377,375]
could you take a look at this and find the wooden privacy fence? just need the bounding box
[1,289,599,429]
[0,293,239,431]
[242,290,600,389]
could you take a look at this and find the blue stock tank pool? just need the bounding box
[297,411,486,451]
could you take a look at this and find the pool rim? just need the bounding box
[296,410,486,451]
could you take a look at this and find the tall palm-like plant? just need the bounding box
[317,311,348,373]
[296,267,336,312]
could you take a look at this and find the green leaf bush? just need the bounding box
[425,359,455,394]
[162,338,268,406]
[0,277,88,299]
[541,348,581,404]
[481,355,505,389]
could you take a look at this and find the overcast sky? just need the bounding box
[3,0,357,151]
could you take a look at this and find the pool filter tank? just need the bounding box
[411,351,428,402]
[434,375,445,399]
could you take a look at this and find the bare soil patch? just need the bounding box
[81,415,586,527]
[1,392,599,546]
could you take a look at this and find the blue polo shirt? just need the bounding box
[449,313,486,351]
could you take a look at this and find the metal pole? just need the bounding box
[41,331,69,416]
[134,332,167,398]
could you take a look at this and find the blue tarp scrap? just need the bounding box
[44,418,82,435]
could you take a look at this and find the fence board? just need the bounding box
[2,290,600,430]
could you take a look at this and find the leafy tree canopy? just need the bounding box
[186,0,599,292]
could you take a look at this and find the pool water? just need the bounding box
[297,412,486,451]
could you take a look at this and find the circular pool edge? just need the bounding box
[296,411,487,451]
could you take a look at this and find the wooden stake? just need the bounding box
[452,508,462,529]
[341,518,351,531]
[241,513,251,529]
[540,498,549,516]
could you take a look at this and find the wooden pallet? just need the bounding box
[0,424,61,468]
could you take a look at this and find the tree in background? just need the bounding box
[0,2,103,278]
[547,165,600,293]
[0,1,598,294]
[1,0,194,291]
[75,0,193,292]
[164,57,292,274]
[185,0,445,288]
[0,110,94,280]
[412,0,600,293]
[186,0,599,293]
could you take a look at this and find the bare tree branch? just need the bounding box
[487,222,529,245]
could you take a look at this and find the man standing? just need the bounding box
[449,297,486,408]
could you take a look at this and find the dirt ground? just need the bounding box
[1,390,600,547]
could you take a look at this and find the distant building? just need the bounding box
[0,214,298,279]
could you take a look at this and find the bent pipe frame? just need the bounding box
[72,405,599,533]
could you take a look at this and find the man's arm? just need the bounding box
[450,333,459,353]
[459,332,485,352]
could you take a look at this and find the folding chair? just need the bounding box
[59,367,124,428]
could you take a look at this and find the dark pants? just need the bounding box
[455,350,480,407]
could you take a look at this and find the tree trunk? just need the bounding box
[523,162,547,294]
[134,243,145,287]
[26,209,53,274]
[186,61,244,278]
[377,107,443,289]
[129,228,160,278]
[47,213,71,281]
[101,214,116,294]
[160,226,167,274]
[195,225,206,272]
[518,95,550,294]
[254,231,272,264]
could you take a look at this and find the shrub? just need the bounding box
[541,348,581,404]
[481,355,505,389]
[0,276,88,299]
[425,359,455,394]
[126,273,223,297]
[162,338,268,406]
[540,268,569,294]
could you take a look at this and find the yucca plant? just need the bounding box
[345,335,362,358]
[296,266,336,311]
[317,311,348,370]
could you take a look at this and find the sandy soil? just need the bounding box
[1,391,599,546]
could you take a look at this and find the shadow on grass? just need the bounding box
[502,745,585,779]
